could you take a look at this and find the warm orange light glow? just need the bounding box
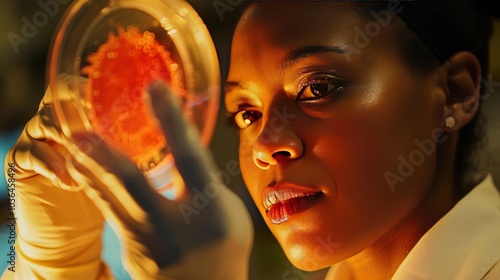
[82,26,179,170]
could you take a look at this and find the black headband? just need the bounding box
[393,1,494,63]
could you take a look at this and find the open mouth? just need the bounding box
[263,188,324,224]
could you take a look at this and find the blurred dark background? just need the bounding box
[0,1,499,279]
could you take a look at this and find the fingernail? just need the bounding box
[148,81,163,93]
[148,82,168,109]
[148,81,169,99]
[148,81,183,116]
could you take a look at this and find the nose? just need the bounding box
[252,119,304,170]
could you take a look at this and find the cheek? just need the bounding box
[315,117,437,221]
[325,69,440,195]
[284,77,440,264]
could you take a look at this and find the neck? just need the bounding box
[343,135,461,280]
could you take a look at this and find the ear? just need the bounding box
[439,51,481,131]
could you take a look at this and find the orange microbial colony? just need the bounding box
[82,26,180,170]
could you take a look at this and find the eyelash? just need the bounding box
[228,74,345,129]
[227,108,262,130]
[296,73,345,102]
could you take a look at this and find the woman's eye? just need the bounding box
[297,80,342,102]
[234,110,262,129]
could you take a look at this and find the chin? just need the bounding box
[282,242,342,272]
[268,218,347,271]
[266,206,369,272]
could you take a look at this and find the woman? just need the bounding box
[4,1,500,279]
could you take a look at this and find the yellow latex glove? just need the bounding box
[4,82,253,279]
[3,87,112,279]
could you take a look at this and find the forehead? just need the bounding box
[228,2,405,76]
[235,3,364,49]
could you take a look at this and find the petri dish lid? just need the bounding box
[48,0,220,196]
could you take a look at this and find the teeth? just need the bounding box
[268,196,277,207]
[263,190,318,211]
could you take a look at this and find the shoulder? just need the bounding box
[393,173,500,279]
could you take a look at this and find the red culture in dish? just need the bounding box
[82,26,180,169]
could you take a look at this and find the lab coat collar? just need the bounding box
[325,174,500,279]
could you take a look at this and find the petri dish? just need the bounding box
[48,0,220,199]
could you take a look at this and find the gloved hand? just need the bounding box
[65,82,254,279]
[4,85,112,279]
[5,81,253,279]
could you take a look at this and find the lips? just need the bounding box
[262,184,324,224]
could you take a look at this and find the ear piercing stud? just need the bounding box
[445,116,456,129]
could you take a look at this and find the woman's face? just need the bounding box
[225,3,446,270]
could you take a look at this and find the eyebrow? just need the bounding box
[224,81,243,94]
[282,45,347,68]
[224,45,347,94]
